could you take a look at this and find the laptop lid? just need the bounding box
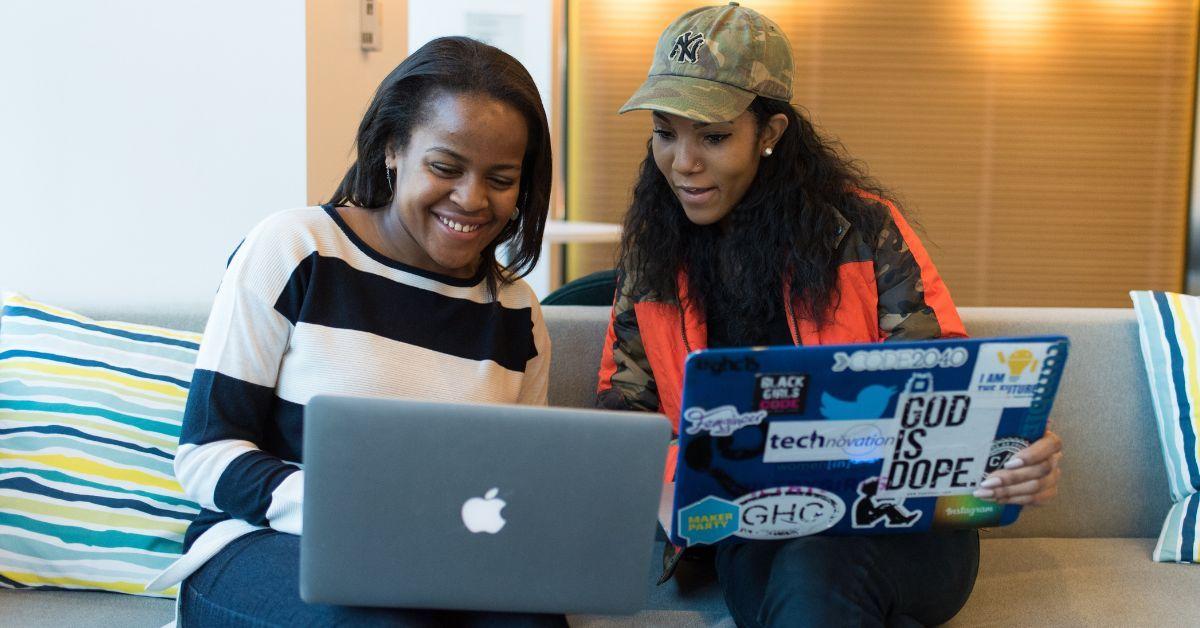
[670,335,1069,547]
[300,396,670,615]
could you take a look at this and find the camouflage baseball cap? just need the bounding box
[619,2,794,123]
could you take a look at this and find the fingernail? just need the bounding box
[980,477,1001,488]
[973,489,995,498]
[1004,457,1026,469]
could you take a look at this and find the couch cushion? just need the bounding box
[0,294,201,597]
[1,538,1187,627]
[0,588,174,627]
[544,306,611,409]
[950,537,1200,626]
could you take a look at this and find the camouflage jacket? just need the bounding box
[595,194,967,582]
[596,194,967,480]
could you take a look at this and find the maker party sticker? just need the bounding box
[677,496,740,545]
[734,486,845,540]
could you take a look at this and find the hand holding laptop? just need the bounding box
[974,429,1063,506]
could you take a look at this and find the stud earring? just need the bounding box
[510,207,521,222]
[762,147,774,157]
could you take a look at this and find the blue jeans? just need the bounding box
[180,529,568,627]
[714,530,979,627]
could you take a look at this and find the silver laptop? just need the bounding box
[300,395,671,615]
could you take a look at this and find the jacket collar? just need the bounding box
[831,207,852,249]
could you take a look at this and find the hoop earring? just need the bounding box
[385,166,394,194]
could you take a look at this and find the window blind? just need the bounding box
[566,0,1198,307]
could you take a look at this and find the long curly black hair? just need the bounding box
[618,96,897,345]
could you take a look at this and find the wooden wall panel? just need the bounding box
[566,0,1198,306]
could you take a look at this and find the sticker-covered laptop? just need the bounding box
[670,336,1069,548]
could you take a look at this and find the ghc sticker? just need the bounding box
[734,486,845,540]
[677,496,740,545]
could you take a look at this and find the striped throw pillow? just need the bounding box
[1131,290,1200,562]
[0,293,201,597]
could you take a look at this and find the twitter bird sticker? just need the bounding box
[820,385,898,420]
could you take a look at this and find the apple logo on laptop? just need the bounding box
[461,487,506,534]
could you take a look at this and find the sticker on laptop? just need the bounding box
[683,405,768,437]
[933,494,1004,527]
[677,495,740,545]
[831,346,969,373]
[763,418,898,463]
[733,486,845,540]
[968,343,1057,407]
[851,476,921,529]
[877,374,1006,498]
[819,384,898,420]
[986,437,1030,473]
[753,372,809,415]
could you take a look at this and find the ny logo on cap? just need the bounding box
[669,31,705,64]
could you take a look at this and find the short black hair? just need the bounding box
[329,36,551,295]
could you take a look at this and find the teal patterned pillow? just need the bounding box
[0,293,200,596]
[1131,290,1200,563]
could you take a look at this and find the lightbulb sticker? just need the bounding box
[997,349,1038,379]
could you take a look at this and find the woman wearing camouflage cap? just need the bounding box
[596,3,1063,626]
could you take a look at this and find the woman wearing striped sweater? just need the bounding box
[149,37,563,626]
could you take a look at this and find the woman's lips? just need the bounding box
[678,186,717,204]
[435,213,488,239]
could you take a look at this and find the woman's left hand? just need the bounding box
[973,429,1062,505]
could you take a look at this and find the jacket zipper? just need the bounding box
[783,295,801,346]
[678,302,692,353]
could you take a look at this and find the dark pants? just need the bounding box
[713,530,979,628]
[180,529,568,627]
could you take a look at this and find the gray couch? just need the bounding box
[2,305,1197,626]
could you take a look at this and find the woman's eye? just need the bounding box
[704,133,731,145]
[489,177,515,188]
[430,163,459,176]
[652,128,674,140]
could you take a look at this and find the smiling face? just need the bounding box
[650,109,786,227]
[380,91,527,278]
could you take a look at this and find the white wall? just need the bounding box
[407,0,555,126]
[0,1,306,312]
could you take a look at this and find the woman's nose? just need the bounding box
[452,175,489,212]
[671,140,702,175]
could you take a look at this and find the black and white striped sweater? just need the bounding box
[152,205,549,588]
